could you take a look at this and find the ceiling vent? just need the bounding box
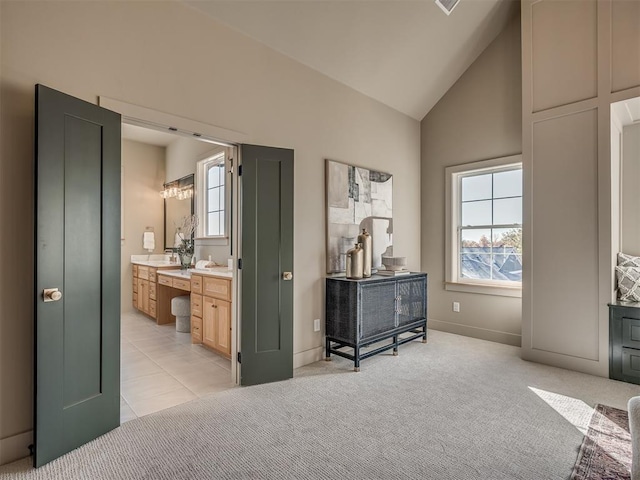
[435,0,461,15]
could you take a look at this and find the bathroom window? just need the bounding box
[445,154,522,297]
[198,152,226,238]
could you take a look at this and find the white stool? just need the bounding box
[171,296,191,333]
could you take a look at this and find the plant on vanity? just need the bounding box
[175,214,199,269]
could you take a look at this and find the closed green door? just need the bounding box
[34,85,121,466]
[239,144,294,386]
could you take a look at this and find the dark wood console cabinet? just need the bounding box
[609,301,640,385]
[325,273,427,371]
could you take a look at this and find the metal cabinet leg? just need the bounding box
[354,346,360,372]
[325,337,332,360]
[393,335,399,356]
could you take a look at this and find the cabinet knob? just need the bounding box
[43,288,62,303]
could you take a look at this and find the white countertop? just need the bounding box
[157,268,233,280]
[131,260,181,268]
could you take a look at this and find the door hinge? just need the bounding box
[238,165,242,176]
[238,258,242,269]
[237,352,241,363]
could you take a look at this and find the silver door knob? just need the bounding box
[43,288,62,302]
[282,272,293,281]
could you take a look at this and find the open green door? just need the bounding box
[35,85,121,466]
[239,144,294,386]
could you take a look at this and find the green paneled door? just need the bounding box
[34,85,121,467]
[240,145,294,386]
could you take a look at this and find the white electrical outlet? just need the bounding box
[314,319,321,332]
[453,302,460,313]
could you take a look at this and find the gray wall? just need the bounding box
[521,0,640,376]
[121,140,166,313]
[420,14,522,345]
[0,0,421,460]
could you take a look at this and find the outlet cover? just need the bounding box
[453,302,460,313]
[313,319,321,332]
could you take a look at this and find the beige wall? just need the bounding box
[621,123,640,256]
[121,140,166,313]
[0,0,420,460]
[521,0,640,376]
[420,14,522,345]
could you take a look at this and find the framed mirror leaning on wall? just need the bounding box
[163,174,195,250]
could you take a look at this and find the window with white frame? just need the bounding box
[198,152,226,238]
[445,155,522,295]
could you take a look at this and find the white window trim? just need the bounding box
[445,154,523,298]
[196,151,229,244]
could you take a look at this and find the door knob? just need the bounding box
[282,272,293,281]
[43,288,62,302]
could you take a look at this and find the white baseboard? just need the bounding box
[294,346,324,369]
[0,430,32,466]
[428,318,522,347]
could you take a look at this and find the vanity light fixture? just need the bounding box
[160,178,194,200]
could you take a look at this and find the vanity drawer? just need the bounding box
[149,268,157,283]
[132,280,138,293]
[149,282,157,301]
[191,294,203,318]
[158,275,172,287]
[203,277,231,301]
[191,316,203,343]
[191,275,203,294]
[132,293,138,308]
[149,299,157,318]
[133,265,138,277]
[173,278,191,292]
[137,266,149,280]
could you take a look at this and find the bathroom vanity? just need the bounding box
[156,268,233,359]
[131,260,181,320]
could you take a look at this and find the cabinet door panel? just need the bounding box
[397,277,427,327]
[214,299,231,356]
[202,296,216,348]
[359,282,396,340]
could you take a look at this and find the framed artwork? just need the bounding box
[325,159,393,274]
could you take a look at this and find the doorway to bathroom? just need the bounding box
[118,122,236,423]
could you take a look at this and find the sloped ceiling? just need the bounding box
[185,0,520,120]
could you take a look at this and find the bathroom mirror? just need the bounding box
[163,174,195,250]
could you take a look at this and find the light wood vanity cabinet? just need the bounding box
[132,264,180,320]
[190,274,231,358]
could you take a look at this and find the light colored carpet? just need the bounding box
[2,330,640,479]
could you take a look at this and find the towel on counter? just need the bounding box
[143,231,155,251]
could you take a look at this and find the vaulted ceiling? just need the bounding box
[185,0,520,120]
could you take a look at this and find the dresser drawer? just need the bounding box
[191,293,203,318]
[191,316,203,343]
[149,282,157,301]
[149,299,157,318]
[173,278,191,292]
[203,276,231,301]
[137,266,149,280]
[158,275,172,287]
[191,275,203,294]
[149,268,157,283]
[623,317,640,349]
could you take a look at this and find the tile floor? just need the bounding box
[120,311,234,423]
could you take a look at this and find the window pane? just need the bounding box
[208,187,220,212]
[207,212,220,236]
[493,254,522,282]
[219,185,225,211]
[460,253,492,280]
[492,228,522,253]
[208,164,219,186]
[461,200,492,226]
[493,169,522,199]
[461,228,492,248]
[493,197,522,225]
[461,174,492,202]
